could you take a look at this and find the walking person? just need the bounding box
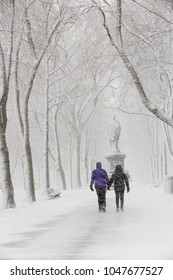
[90,162,109,212]
[107,164,130,212]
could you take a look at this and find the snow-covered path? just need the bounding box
[0,186,173,260]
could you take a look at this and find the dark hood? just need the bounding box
[96,162,102,169]
[115,165,123,172]
[115,164,123,176]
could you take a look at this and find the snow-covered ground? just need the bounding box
[0,185,173,260]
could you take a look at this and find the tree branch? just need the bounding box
[117,0,123,46]
[96,5,173,128]
[7,0,15,85]
[0,42,7,102]
[24,8,37,59]
[130,0,173,25]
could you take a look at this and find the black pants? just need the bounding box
[96,188,106,209]
[115,190,124,208]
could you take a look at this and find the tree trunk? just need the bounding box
[23,103,36,202]
[43,96,50,195]
[14,78,36,202]
[0,1,16,209]
[151,117,159,185]
[43,54,50,196]
[0,108,16,208]
[54,109,67,190]
[155,119,159,183]
[24,142,36,202]
[21,156,26,190]
[160,149,163,182]
[76,135,82,188]
[69,134,74,189]
[85,158,89,185]
[84,142,90,184]
[164,141,168,176]
[150,157,154,185]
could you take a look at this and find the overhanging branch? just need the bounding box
[95,5,173,128]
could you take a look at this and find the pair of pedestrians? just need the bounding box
[90,162,130,212]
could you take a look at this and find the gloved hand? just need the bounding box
[90,185,94,192]
[107,186,110,190]
[127,189,130,193]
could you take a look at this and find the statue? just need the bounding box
[108,114,121,152]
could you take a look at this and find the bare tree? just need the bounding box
[0,1,16,208]
[13,0,72,201]
[90,0,173,127]
[53,107,67,190]
[43,51,50,196]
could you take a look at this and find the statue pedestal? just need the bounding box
[105,151,126,176]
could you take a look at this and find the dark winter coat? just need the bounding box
[108,165,130,192]
[90,162,109,189]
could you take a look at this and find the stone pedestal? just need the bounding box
[105,151,126,176]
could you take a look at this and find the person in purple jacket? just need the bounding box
[90,162,109,212]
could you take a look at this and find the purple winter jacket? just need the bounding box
[90,162,109,189]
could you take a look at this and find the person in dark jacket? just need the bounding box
[90,162,109,212]
[107,164,130,212]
